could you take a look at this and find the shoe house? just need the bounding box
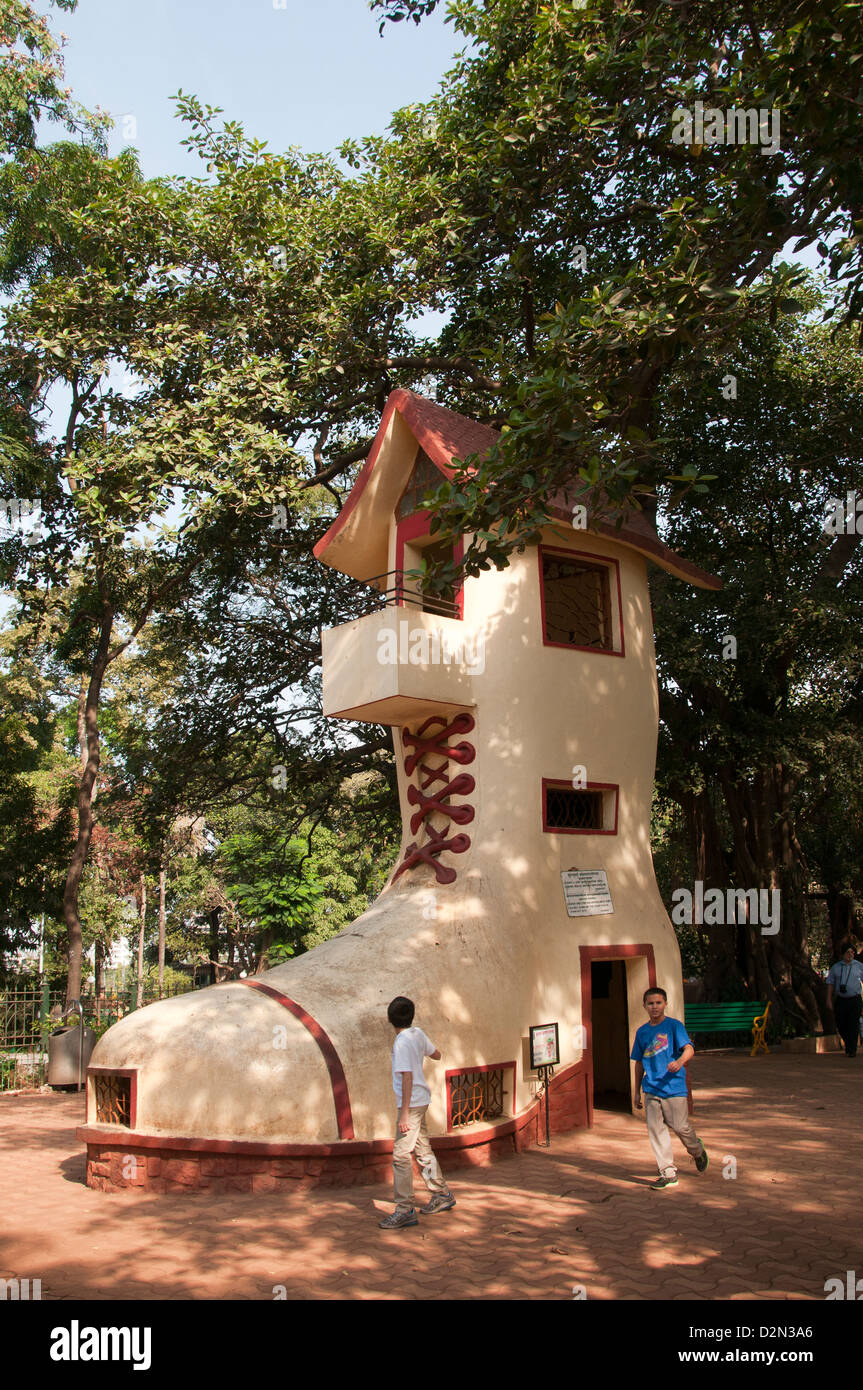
[78,390,719,1193]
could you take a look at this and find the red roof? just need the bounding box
[314,390,720,590]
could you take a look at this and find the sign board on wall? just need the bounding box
[529,1022,560,1070]
[561,869,614,917]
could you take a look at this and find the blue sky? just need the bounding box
[57,0,463,177]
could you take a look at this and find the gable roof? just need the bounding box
[313,389,721,591]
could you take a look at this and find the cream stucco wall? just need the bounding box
[89,522,683,1146]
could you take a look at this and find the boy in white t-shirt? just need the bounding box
[379,996,456,1230]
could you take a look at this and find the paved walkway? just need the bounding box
[0,1051,855,1300]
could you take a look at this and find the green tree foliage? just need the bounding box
[650,279,863,1024]
[364,0,863,579]
[0,0,106,161]
[0,629,74,973]
[3,0,862,1024]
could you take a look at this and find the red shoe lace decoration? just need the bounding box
[393,713,476,885]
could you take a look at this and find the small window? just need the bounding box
[94,1072,131,1127]
[546,787,603,831]
[541,552,614,650]
[447,1065,513,1128]
[542,780,619,835]
[397,449,440,521]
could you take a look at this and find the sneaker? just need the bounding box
[649,1174,679,1190]
[378,1208,418,1229]
[695,1147,709,1173]
[419,1192,456,1215]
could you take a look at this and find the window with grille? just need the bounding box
[397,449,441,521]
[542,781,618,835]
[447,1066,511,1128]
[94,1072,132,1127]
[546,787,603,831]
[541,551,615,650]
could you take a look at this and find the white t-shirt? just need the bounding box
[391,1026,435,1107]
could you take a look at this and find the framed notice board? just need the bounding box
[529,1022,560,1071]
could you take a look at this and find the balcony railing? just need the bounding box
[355,570,460,621]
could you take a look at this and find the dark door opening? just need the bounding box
[591,959,631,1111]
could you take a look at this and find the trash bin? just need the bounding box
[47,1025,96,1088]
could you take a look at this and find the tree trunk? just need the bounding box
[680,785,743,999]
[64,605,114,1006]
[136,875,146,1010]
[208,909,219,985]
[826,888,856,959]
[226,922,235,976]
[720,765,826,1032]
[94,939,103,1023]
[158,865,166,999]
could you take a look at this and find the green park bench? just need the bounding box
[684,1001,771,1057]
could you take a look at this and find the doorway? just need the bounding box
[591,960,631,1110]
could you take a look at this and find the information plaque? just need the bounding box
[560,868,614,917]
[529,1022,560,1070]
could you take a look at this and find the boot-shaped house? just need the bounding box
[79,390,719,1192]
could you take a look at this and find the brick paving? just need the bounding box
[0,1050,856,1301]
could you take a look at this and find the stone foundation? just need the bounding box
[78,1061,590,1193]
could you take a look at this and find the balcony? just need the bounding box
[321,602,478,726]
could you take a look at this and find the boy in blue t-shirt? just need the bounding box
[631,987,708,1190]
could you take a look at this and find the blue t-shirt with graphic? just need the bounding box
[631,1016,692,1098]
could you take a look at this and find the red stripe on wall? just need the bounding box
[238,979,355,1140]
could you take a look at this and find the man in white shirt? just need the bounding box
[827,945,863,1056]
[379,995,456,1230]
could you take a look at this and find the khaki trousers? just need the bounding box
[644,1093,703,1178]
[393,1105,449,1212]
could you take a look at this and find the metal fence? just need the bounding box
[0,981,198,1093]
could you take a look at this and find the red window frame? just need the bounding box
[537,544,624,657]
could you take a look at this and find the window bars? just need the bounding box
[545,787,604,831]
[542,554,613,649]
[93,1072,132,1127]
[449,1067,506,1127]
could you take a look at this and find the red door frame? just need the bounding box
[579,943,656,1125]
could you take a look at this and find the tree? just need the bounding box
[0,626,75,976]
[361,0,863,584]
[5,0,862,1019]
[0,123,375,1001]
[0,0,106,162]
[650,278,863,1025]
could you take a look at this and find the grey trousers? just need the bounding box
[644,1093,703,1178]
[393,1105,449,1212]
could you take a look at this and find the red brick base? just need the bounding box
[78,1062,590,1194]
